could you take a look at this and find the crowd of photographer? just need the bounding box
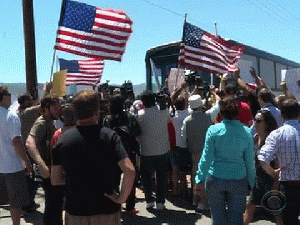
[96,65,299,225]
[165,67,300,225]
[1,66,300,224]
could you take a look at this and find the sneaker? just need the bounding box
[195,203,209,212]
[126,207,139,215]
[156,203,166,210]
[146,202,155,210]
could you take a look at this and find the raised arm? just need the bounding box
[280,81,296,100]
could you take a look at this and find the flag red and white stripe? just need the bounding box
[59,58,104,86]
[55,0,133,61]
[179,22,244,74]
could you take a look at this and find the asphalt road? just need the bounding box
[0,186,277,225]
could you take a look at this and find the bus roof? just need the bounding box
[145,40,300,68]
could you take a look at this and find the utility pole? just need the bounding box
[22,0,38,100]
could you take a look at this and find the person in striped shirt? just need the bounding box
[258,99,300,225]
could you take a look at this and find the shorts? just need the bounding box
[66,211,121,225]
[170,147,192,172]
[4,170,31,207]
[248,166,274,206]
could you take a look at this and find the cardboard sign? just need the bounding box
[238,59,255,84]
[51,70,67,97]
[168,68,185,95]
[282,68,300,100]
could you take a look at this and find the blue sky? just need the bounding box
[1,0,299,85]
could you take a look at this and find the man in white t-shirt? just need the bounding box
[137,90,171,210]
[0,86,32,225]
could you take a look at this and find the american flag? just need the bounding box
[178,22,244,74]
[59,58,104,86]
[55,0,133,61]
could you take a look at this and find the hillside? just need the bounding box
[1,83,146,98]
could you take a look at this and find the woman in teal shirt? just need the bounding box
[194,95,255,225]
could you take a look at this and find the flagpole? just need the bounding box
[50,0,66,82]
[214,22,218,37]
[56,55,59,72]
[176,13,188,88]
[50,48,57,82]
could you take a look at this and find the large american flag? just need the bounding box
[55,0,133,61]
[59,58,104,86]
[178,22,244,74]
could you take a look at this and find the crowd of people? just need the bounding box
[1,67,300,225]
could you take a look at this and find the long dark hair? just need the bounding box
[258,109,278,140]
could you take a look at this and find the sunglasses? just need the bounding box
[254,119,264,123]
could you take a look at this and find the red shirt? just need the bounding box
[167,120,176,150]
[50,129,62,160]
[215,101,253,126]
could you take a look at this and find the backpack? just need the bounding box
[113,125,140,157]
[104,112,141,157]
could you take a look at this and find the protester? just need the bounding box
[130,99,144,116]
[136,90,171,210]
[25,95,63,225]
[276,81,297,110]
[258,99,300,224]
[250,88,284,136]
[103,94,141,215]
[51,90,135,225]
[49,103,76,225]
[257,88,283,126]
[16,93,41,213]
[221,68,262,118]
[215,82,253,126]
[17,94,33,114]
[167,96,191,196]
[194,95,255,225]
[0,86,32,225]
[181,93,220,211]
[170,82,190,109]
[244,109,279,225]
[51,103,76,148]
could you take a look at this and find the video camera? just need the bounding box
[98,80,135,111]
[185,70,211,99]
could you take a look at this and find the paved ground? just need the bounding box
[0,185,277,225]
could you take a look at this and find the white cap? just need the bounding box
[189,95,204,109]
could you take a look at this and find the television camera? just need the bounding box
[184,70,211,99]
[98,80,135,111]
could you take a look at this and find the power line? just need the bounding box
[139,0,300,39]
[245,0,285,23]
[272,0,300,22]
[244,0,300,34]
[138,0,212,31]
[139,0,185,18]
[256,0,287,22]
[262,0,292,21]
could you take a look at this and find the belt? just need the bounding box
[280,181,300,187]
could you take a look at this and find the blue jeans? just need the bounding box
[141,152,169,204]
[205,175,247,225]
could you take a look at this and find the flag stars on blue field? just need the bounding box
[61,0,96,32]
[55,0,133,61]
[184,23,205,48]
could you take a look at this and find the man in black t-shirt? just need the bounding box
[51,90,135,225]
[103,94,141,215]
